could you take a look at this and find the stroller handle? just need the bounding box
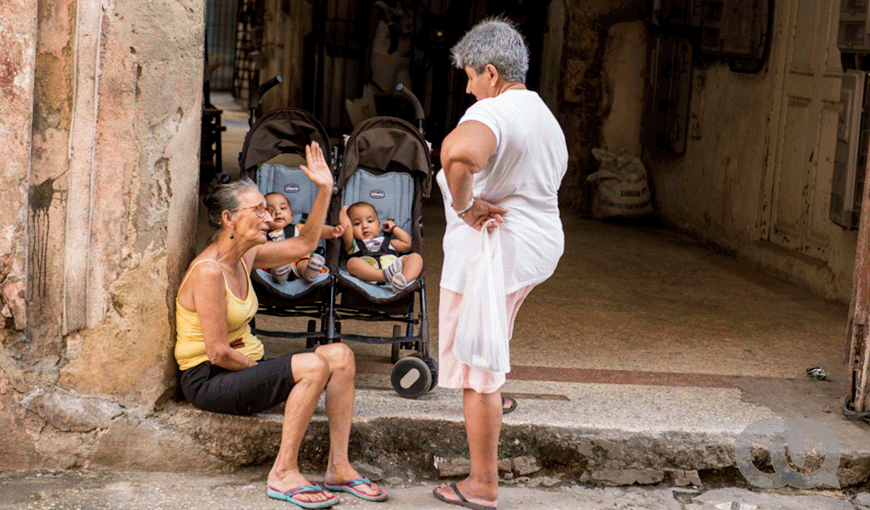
[395,84,425,136]
[249,75,283,126]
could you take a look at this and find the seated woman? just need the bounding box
[174,142,386,508]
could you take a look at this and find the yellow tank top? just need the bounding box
[174,258,264,371]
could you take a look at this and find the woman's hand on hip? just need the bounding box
[463,198,507,230]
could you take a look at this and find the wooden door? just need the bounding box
[763,0,842,259]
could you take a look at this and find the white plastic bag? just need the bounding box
[453,220,510,373]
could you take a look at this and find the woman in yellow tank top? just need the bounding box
[175,142,386,508]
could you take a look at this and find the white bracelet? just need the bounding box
[453,197,475,218]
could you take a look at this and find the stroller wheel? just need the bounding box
[390,356,432,399]
[423,356,438,392]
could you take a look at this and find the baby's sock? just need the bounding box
[382,257,403,283]
[304,253,325,282]
[272,263,291,283]
[391,272,407,293]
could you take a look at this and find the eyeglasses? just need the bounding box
[233,203,268,217]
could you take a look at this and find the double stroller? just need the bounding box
[238,81,437,399]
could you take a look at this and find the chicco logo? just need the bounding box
[370,190,386,199]
[285,184,301,193]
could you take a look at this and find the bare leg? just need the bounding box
[267,352,333,505]
[295,258,310,275]
[318,343,383,497]
[346,257,388,282]
[400,253,423,281]
[434,388,500,508]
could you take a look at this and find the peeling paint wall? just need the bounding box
[0,0,40,469]
[0,0,202,469]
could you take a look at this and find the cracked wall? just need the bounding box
[0,0,202,469]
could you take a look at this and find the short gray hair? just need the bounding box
[202,176,258,233]
[450,17,529,84]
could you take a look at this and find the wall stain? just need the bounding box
[28,172,67,301]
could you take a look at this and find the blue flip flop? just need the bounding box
[267,483,340,509]
[323,476,388,502]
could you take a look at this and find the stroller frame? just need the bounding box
[326,114,436,398]
[236,78,437,398]
[238,105,336,348]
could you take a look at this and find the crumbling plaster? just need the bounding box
[0,0,203,470]
[0,0,36,333]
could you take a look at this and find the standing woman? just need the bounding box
[175,142,386,508]
[433,19,568,510]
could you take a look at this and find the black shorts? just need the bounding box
[179,350,312,416]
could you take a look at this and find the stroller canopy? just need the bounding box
[239,108,332,176]
[340,116,432,198]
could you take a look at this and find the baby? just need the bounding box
[265,192,345,283]
[339,201,423,293]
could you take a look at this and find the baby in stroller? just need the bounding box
[339,201,423,293]
[265,191,346,283]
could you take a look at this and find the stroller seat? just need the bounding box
[252,163,331,301]
[238,107,336,346]
[325,115,436,398]
[337,169,422,304]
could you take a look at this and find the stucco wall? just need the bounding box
[0,0,40,468]
[0,0,203,469]
[644,62,775,250]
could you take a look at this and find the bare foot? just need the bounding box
[323,465,384,499]
[433,479,497,509]
[267,470,336,506]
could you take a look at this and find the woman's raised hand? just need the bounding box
[300,142,333,189]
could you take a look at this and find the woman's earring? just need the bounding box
[230,233,234,239]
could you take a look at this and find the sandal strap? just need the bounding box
[287,483,325,496]
[341,476,372,487]
[451,483,469,503]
